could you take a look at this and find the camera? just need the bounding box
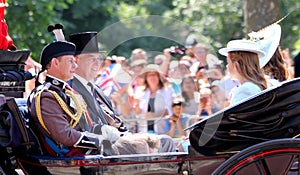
[169,46,186,57]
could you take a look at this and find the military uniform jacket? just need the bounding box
[29,76,82,147]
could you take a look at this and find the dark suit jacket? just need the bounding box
[70,76,115,126]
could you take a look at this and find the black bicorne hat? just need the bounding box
[40,41,76,71]
[69,32,101,55]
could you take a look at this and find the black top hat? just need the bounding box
[69,32,101,55]
[40,41,76,71]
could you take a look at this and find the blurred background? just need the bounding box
[5,0,300,62]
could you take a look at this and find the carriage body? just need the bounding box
[16,151,228,175]
[14,138,300,175]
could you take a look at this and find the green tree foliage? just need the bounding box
[61,0,116,34]
[279,0,300,55]
[165,0,244,51]
[3,0,299,61]
[5,0,74,60]
[167,0,300,57]
[61,0,178,60]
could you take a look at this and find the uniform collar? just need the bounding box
[45,75,68,89]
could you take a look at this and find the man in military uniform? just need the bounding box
[28,40,120,157]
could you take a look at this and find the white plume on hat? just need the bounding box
[48,24,65,41]
[248,24,281,68]
[248,14,289,68]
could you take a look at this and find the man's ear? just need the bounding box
[74,55,79,64]
[50,57,59,68]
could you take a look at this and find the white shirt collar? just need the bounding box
[74,74,93,94]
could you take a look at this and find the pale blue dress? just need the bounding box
[230,82,262,106]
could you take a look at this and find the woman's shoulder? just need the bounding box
[240,82,261,91]
[232,83,261,99]
[231,81,261,105]
[267,78,281,87]
[161,85,174,93]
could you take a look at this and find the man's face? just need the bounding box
[193,47,208,62]
[131,64,145,76]
[172,105,182,117]
[54,55,77,81]
[154,58,163,65]
[75,53,102,81]
[186,47,195,58]
[177,64,190,77]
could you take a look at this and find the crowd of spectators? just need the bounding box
[92,31,298,142]
[94,38,237,139]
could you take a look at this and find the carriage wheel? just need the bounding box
[212,138,300,175]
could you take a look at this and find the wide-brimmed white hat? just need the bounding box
[248,24,281,68]
[141,64,162,76]
[130,59,148,67]
[219,40,265,58]
[140,64,166,79]
[107,55,126,61]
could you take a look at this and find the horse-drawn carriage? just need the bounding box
[1,50,300,175]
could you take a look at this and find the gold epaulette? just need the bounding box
[35,89,87,134]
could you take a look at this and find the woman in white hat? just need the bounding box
[262,47,289,86]
[219,40,267,106]
[133,64,173,133]
[250,24,289,87]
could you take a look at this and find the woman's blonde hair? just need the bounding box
[229,51,267,90]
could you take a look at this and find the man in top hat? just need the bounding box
[69,32,126,131]
[28,40,120,158]
[69,32,127,155]
[69,32,176,154]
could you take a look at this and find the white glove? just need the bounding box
[101,125,120,143]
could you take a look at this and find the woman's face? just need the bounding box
[146,72,160,87]
[181,78,195,92]
[226,56,238,80]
